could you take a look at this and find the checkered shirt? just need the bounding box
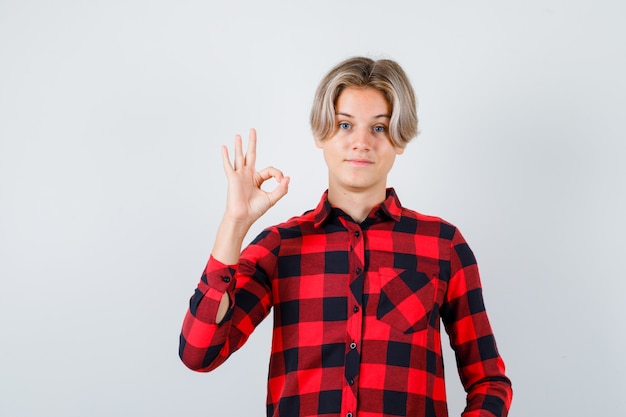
[180,188,512,417]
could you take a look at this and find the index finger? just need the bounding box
[244,128,257,168]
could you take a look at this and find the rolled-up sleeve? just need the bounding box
[179,228,278,372]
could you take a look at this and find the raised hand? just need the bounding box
[220,128,290,229]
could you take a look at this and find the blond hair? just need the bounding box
[310,56,418,148]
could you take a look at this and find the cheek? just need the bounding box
[323,142,343,160]
[381,152,397,170]
[321,147,336,166]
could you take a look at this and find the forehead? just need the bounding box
[335,86,390,115]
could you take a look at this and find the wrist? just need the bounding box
[211,216,252,265]
[218,215,254,238]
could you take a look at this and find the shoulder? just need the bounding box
[397,206,459,241]
[251,208,317,244]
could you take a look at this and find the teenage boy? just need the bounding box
[180,56,512,417]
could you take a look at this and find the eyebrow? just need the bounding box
[336,112,391,119]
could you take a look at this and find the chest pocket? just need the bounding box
[376,267,436,334]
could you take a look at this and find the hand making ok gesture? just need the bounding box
[220,128,290,230]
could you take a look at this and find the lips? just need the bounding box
[346,158,373,167]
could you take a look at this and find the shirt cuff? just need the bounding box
[204,255,237,292]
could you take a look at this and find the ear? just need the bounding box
[314,136,324,149]
[395,146,405,155]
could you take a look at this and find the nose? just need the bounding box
[351,127,372,150]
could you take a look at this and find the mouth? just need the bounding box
[346,158,373,167]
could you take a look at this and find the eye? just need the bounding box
[339,122,351,130]
[373,125,387,133]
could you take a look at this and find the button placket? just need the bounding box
[344,222,363,417]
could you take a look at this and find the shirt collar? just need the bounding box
[313,188,403,228]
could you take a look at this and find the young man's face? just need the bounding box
[316,86,404,196]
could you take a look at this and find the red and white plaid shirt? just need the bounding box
[180,188,512,417]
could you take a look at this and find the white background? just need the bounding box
[1,1,624,416]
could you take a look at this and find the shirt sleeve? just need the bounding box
[179,228,278,372]
[440,227,513,417]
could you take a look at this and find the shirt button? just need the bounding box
[355,267,362,275]
[353,306,359,313]
[348,378,354,385]
[354,231,360,237]
[347,413,353,417]
[221,276,231,283]
[350,342,357,350]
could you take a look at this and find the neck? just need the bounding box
[327,187,387,223]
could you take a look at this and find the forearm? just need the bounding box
[180,247,275,372]
[211,217,253,322]
[211,216,253,265]
[179,256,238,371]
[462,375,512,417]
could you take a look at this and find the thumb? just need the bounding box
[267,176,290,206]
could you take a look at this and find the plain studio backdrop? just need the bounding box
[1,1,624,416]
